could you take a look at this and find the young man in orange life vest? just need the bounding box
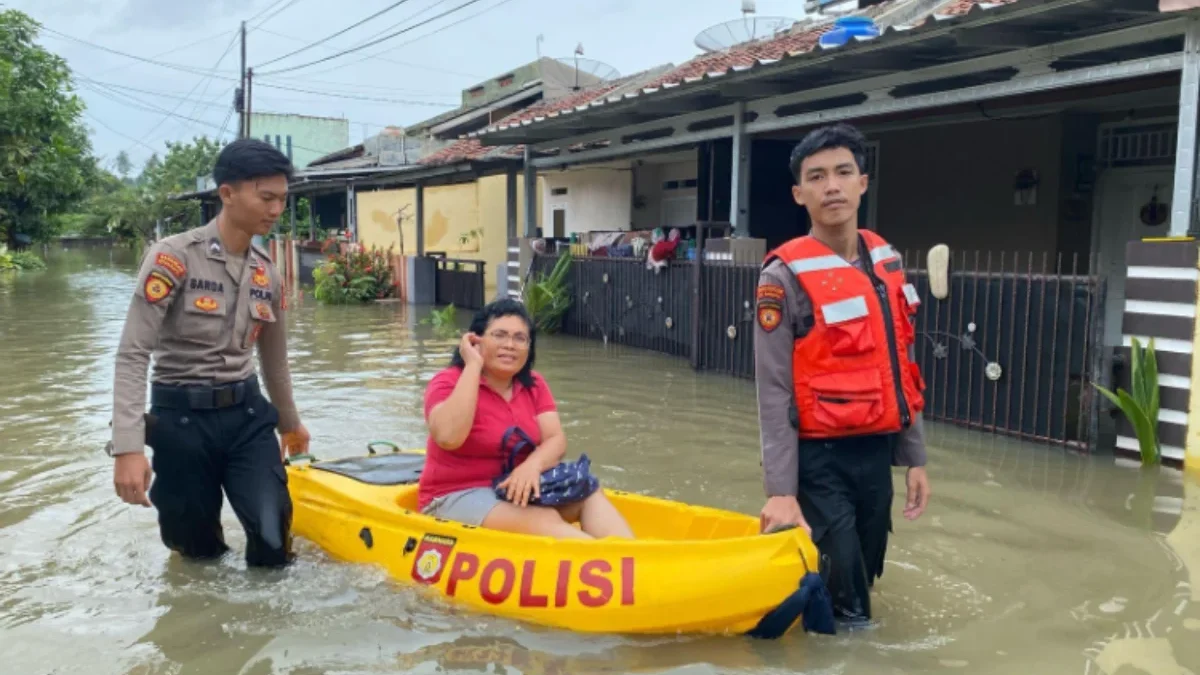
[754,123,931,625]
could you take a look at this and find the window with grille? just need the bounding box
[1097,120,1177,169]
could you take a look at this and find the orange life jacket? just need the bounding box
[766,230,925,439]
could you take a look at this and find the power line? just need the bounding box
[81,80,333,157]
[253,81,458,106]
[255,0,417,69]
[91,28,236,79]
[83,111,159,154]
[255,0,489,76]
[294,0,518,79]
[83,76,457,108]
[253,26,481,80]
[40,27,240,80]
[81,81,237,140]
[136,30,241,156]
[246,0,306,27]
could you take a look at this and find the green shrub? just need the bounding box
[0,246,46,272]
[523,252,573,334]
[313,243,397,305]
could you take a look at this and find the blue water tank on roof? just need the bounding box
[818,16,881,49]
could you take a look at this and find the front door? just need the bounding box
[1093,168,1174,349]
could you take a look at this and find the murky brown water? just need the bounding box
[2,246,1199,675]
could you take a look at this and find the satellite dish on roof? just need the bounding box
[555,56,620,81]
[695,16,798,52]
[695,0,797,52]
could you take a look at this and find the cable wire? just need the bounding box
[40,27,240,80]
[254,0,417,68]
[255,0,488,76]
[253,25,481,81]
[292,0,517,79]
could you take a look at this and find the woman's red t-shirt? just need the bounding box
[418,366,557,511]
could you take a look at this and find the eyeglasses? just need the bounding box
[486,330,530,347]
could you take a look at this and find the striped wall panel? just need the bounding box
[507,237,522,300]
[1117,240,1198,467]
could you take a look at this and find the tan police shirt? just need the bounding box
[754,256,927,498]
[110,219,300,456]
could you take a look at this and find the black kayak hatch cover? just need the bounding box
[309,453,426,486]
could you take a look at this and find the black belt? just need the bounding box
[151,377,260,410]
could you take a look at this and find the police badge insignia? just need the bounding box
[756,283,785,333]
[144,271,173,304]
[411,534,457,584]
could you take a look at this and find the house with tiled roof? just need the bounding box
[467,0,1200,469]
[287,58,675,300]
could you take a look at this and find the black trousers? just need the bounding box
[796,433,894,622]
[145,377,294,568]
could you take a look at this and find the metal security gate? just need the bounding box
[901,249,1107,450]
[433,257,487,310]
[533,249,1107,450]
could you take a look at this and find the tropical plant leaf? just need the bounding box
[1145,337,1159,430]
[1118,388,1160,465]
[1093,382,1158,466]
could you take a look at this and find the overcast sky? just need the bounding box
[10,0,810,173]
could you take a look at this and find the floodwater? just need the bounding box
[2,246,1199,675]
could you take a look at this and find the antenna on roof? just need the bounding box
[536,34,544,59]
[695,1,796,53]
[555,53,621,91]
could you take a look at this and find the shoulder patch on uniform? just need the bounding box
[155,252,186,279]
[144,271,174,304]
[757,303,782,333]
[757,283,786,303]
[884,259,902,273]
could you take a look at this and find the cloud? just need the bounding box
[110,0,266,31]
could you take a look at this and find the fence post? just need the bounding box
[691,225,706,370]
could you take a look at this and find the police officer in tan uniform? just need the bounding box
[754,123,931,625]
[110,138,310,568]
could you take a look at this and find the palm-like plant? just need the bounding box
[1094,337,1160,466]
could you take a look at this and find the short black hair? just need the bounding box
[212,138,294,187]
[789,123,868,183]
[450,298,538,388]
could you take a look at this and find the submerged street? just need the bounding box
[2,246,1198,674]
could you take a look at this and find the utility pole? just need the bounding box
[238,20,248,138]
[246,68,254,138]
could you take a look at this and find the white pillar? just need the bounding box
[730,102,752,238]
[1171,18,1200,237]
[523,146,538,238]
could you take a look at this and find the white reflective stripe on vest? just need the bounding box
[821,295,870,325]
[903,283,921,306]
[787,255,852,275]
[870,244,898,264]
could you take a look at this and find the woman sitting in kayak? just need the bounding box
[420,299,635,540]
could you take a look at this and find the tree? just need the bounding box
[114,151,133,182]
[72,136,224,245]
[0,10,95,246]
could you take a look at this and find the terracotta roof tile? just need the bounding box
[937,0,1017,16]
[418,81,625,166]
[639,1,903,92]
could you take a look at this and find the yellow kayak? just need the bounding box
[285,446,825,637]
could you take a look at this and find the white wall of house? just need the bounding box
[632,154,699,230]
[541,166,633,236]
